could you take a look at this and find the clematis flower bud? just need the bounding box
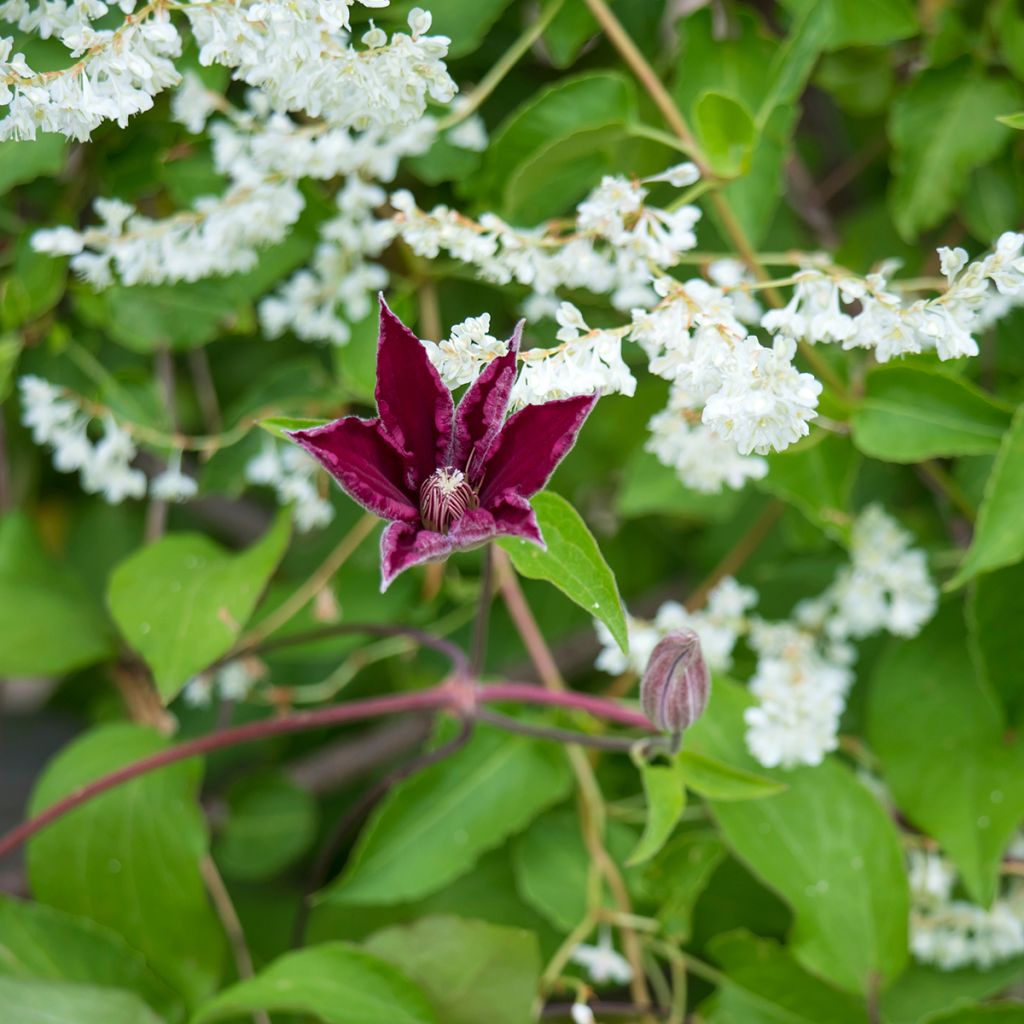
[640,628,710,734]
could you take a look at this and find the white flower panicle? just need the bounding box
[595,506,937,769]
[245,439,334,531]
[16,375,196,504]
[908,850,1024,970]
[422,313,506,387]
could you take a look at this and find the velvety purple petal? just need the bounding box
[488,490,545,547]
[447,507,499,549]
[450,321,522,484]
[380,521,453,591]
[290,417,418,523]
[375,297,453,486]
[478,393,598,505]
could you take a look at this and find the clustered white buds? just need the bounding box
[17,375,196,505]
[595,506,937,769]
[183,657,265,707]
[245,439,334,532]
[907,849,1024,970]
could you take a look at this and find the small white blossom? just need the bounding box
[150,454,198,503]
[570,928,633,986]
[245,439,334,531]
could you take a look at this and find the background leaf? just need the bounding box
[0,977,163,1024]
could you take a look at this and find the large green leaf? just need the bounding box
[968,561,1024,723]
[851,366,1012,463]
[0,977,163,1024]
[0,897,180,1022]
[498,490,628,654]
[0,135,67,194]
[327,725,572,905]
[27,724,224,1006]
[0,512,114,677]
[365,916,541,1024]
[191,943,438,1024]
[702,930,869,1024]
[868,604,1024,906]
[948,405,1024,587]
[889,63,1021,239]
[779,0,917,48]
[686,680,909,994]
[107,512,290,701]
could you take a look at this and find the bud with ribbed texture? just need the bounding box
[640,628,710,734]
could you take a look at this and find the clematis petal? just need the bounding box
[450,321,522,484]
[375,297,453,486]
[290,416,419,523]
[380,521,453,591]
[478,393,598,505]
[488,490,545,547]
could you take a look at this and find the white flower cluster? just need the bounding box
[595,506,937,769]
[908,850,1024,970]
[18,376,198,504]
[245,438,334,532]
[570,926,634,986]
[762,232,1024,363]
[183,657,264,706]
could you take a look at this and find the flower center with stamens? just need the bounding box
[419,467,478,534]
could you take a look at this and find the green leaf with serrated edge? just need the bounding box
[28,724,224,1007]
[259,415,331,440]
[703,930,870,1024]
[364,917,541,1024]
[968,561,1024,723]
[949,405,1024,588]
[190,943,438,1024]
[868,604,1024,906]
[686,680,909,994]
[214,773,319,882]
[327,725,572,905]
[627,763,685,865]
[851,366,1012,463]
[0,977,163,1024]
[676,750,786,801]
[642,830,726,941]
[880,959,1024,1024]
[0,897,182,1022]
[107,511,290,701]
[0,512,115,677]
[694,91,757,178]
[498,490,628,654]
[889,62,1021,239]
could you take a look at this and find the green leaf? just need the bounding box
[703,930,870,1024]
[364,916,541,1024]
[107,512,290,701]
[389,0,511,57]
[498,490,628,655]
[867,604,1024,906]
[642,830,726,941]
[327,725,572,905]
[694,91,757,177]
[471,72,637,205]
[851,366,1012,463]
[258,415,331,440]
[779,0,917,49]
[214,773,319,882]
[27,724,224,1006]
[0,977,163,1024]
[686,680,909,994]
[627,763,685,866]
[0,511,115,677]
[1,234,67,328]
[925,1008,1024,1024]
[0,897,181,1022]
[968,561,1024,723]
[889,63,1021,239]
[617,447,744,523]
[761,432,859,540]
[0,332,21,401]
[191,943,438,1024]
[948,405,1024,587]
[881,960,1024,1024]
[0,135,67,194]
[676,750,787,802]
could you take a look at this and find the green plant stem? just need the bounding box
[918,460,977,522]
[436,0,566,131]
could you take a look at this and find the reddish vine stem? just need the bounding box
[0,681,650,862]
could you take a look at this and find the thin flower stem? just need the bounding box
[0,680,652,861]
[684,500,784,612]
[541,911,599,993]
[475,708,645,752]
[436,0,567,131]
[233,514,378,651]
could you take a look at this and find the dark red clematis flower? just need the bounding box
[289,299,598,590]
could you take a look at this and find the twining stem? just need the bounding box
[493,549,652,1012]
[0,680,651,861]
[436,0,567,131]
[233,513,378,651]
[684,499,784,612]
[476,708,646,753]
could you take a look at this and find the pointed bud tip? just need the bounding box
[640,628,710,734]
